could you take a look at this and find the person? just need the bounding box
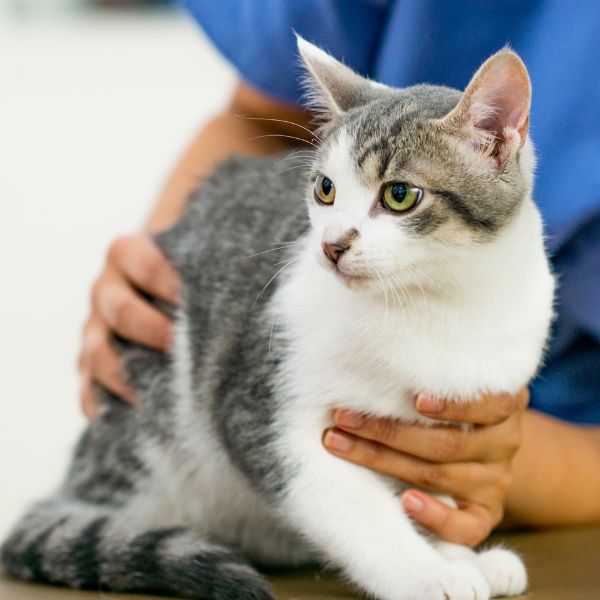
[78,1,600,548]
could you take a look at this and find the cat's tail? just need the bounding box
[1,499,273,599]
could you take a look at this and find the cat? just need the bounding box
[1,37,554,600]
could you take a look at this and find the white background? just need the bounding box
[0,6,234,539]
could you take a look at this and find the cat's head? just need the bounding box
[297,37,534,293]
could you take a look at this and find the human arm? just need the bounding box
[79,82,312,418]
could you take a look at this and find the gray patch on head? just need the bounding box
[403,205,449,236]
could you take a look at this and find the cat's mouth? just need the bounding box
[315,249,372,287]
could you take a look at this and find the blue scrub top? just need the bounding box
[182,0,600,424]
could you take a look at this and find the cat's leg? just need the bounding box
[277,431,490,600]
[436,542,527,598]
[1,497,273,599]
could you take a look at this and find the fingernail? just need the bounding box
[334,409,365,429]
[402,492,425,513]
[323,429,355,453]
[416,394,445,413]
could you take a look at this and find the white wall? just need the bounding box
[0,8,234,539]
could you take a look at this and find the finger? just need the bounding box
[83,325,135,403]
[323,428,505,498]
[400,490,496,547]
[334,410,475,462]
[333,409,522,463]
[415,391,520,425]
[80,372,99,421]
[94,282,173,351]
[108,235,180,304]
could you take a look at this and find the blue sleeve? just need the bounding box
[530,211,600,424]
[180,0,387,104]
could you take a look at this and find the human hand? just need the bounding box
[323,389,529,546]
[78,234,181,419]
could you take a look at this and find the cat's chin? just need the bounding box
[334,269,372,290]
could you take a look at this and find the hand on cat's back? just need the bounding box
[323,388,529,547]
[78,233,181,419]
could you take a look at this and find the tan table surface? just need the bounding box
[1,525,598,599]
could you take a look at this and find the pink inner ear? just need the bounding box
[472,56,531,153]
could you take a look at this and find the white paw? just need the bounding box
[436,560,491,600]
[477,548,527,597]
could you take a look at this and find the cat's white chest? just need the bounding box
[274,258,548,419]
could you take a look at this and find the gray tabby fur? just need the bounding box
[1,41,545,600]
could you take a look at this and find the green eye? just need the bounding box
[382,182,422,212]
[314,175,336,205]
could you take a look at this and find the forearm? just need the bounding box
[144,82,312,232]
[506,409,600,526]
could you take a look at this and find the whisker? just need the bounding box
[252,259,298,310]
[385,272,403,308]
[274,158,315,168]
[278,150,316,158]
[272,256,299,267]
[250,133,319,149]
[246,246,295,259]
[373,266,389,317]
[275,165,314,175]
[274,153,316,170]
[237,115,323,144]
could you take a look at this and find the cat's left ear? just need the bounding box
[297,35,382,118]
[440,49,531,167]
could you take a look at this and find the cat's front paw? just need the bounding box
[434,560,491,600]
[477,548,527,597]
[407,561,490,600]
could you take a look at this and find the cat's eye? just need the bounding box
[381,183,422,213]
[314,175,336,205]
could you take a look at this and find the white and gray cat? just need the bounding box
[1,38,554,600]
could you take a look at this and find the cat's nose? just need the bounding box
[322,228,359,264]
[322,241,347,264]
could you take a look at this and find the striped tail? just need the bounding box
[1,499,273,599]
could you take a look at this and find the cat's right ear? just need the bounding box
[297,35,381,118]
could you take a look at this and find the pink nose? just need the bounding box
[321,228,359,264]
[322,241,347,264]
